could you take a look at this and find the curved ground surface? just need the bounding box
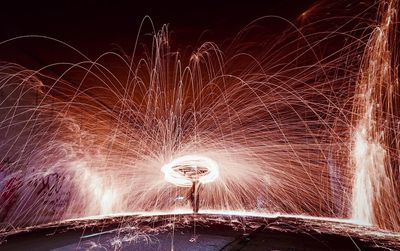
[0,213,399,250]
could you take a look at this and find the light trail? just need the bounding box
[350,0,400,231]
[0,0,398,242]
[161,154,219,187]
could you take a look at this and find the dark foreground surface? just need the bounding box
[0,213,399,250]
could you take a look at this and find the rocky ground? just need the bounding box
[1,213,399,250]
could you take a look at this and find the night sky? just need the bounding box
[0,0,316,65]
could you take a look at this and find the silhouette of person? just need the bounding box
[188,180,200,213]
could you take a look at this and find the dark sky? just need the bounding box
[0,1,317,44]
[0,0,317,67]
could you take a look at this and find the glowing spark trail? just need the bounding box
[0,0,399,243]
[161,155,219,187]
[351,0,400,230]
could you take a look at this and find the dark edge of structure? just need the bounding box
[0,214,399,250]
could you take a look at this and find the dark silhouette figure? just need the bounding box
[189,181,200,213]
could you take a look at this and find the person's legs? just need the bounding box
[189,181,200,213]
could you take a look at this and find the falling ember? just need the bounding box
[351,122,386,224]
[351,0,400,230]
[68,160,120,216]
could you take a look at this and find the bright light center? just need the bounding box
[161,155,219,187]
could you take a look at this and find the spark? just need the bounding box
[161,154,219,187]
[0,0,398,241]
[350,0,400,230]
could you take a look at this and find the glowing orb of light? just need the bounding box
[161,155,220,187]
